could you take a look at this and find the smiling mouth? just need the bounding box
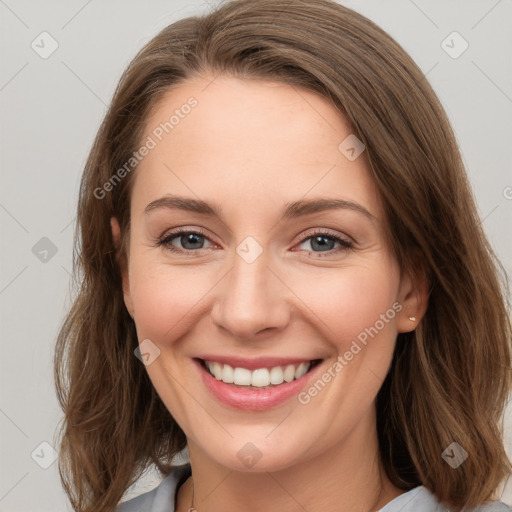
[197,358,323,389]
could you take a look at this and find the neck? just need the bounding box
[176,407,404,512]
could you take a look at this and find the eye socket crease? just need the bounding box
[144,194,376,225]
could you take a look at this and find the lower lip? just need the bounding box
[194,358,323,411]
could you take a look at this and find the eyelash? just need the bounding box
[155,228,353,258]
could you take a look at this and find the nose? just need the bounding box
[210,250,291,339]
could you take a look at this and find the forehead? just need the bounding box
[130,74,382,220]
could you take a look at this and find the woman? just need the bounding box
[54,1,512,511]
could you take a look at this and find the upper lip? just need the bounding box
[195,355,322,371]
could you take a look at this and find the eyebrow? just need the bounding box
[144,195,375,221]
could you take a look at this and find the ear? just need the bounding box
[110,217,135,318]
[395,259,429,333]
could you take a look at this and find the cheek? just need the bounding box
[129,258,211,344]
[288,262,400,348]
[129,249,401,357]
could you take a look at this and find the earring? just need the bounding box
[408,316,416,322]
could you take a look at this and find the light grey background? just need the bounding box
[0,1,511,510]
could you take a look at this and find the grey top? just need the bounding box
[116,463,510,512]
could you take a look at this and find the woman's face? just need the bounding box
[112,74,421,472]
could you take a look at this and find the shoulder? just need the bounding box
[117,472,510,512]
[379,486,511,512]
[116,463,191,512]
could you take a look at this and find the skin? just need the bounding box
[111,74,428,512]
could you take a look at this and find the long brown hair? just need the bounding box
[54,1,512,510]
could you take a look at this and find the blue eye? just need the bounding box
[296,231,353,255]
[156,229,212,254]
[156,228,353,257]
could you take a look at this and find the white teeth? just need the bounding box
[210,361,223,380]
[295,361,310,379]
[205,360,313,387]
[221,364,234,383]
[251,368,270,387]
[269,366,284,385]
[233,367,252,385]
[283,364,296,382]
